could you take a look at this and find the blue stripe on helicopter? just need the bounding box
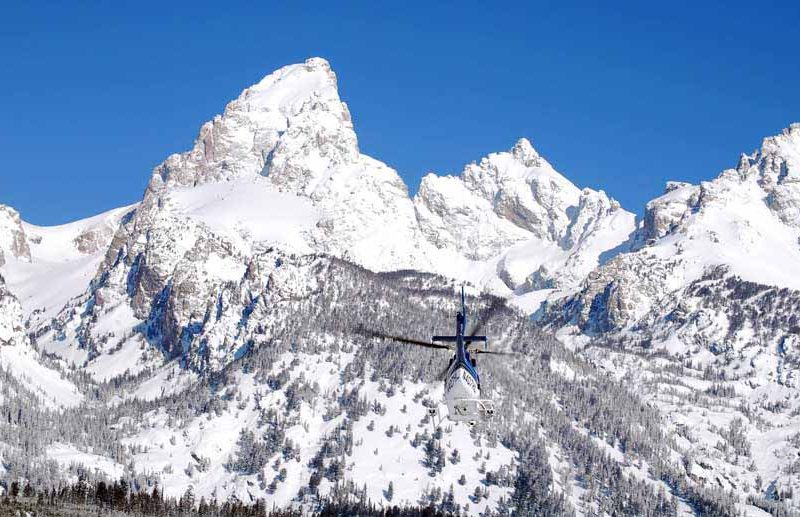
[457,357,481,385]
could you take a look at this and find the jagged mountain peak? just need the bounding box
[463,137,574,193]
[740,122,800,191]
[234,57,341,117]
[758,122,800,165]
[539,126,800,511]
[414,138,635,296]
[89,58,429,328]
[636,124,800,244]
[149,57,355,191]
[135,57,631,300]
[510,136,541,165]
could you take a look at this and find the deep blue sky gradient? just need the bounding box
[2,1,799,224]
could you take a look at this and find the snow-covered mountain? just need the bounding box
[142,57,431,272]
[548,124,800,334]
[128,57,633,292]
[414,137,634,307]
[0,56,797,514]
[1,57,631,379]
[540,123,800,512]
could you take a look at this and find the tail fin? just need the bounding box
[461,284,466,316]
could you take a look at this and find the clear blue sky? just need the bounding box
[2,1,798,225]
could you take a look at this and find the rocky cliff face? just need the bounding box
[0,205,31,267]
[0,274,25,347]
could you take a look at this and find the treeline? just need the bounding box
[0,477,451,516]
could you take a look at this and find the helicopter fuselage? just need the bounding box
[439,309,485,413]
[377,286,495,424]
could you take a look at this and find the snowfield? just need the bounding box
[166,177,320,255]
[3,205,135,320]
[122,353,515,512]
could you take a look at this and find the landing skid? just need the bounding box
[427,405,444,433]
[446,398,495,423]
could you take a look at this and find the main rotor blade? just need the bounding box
[365,329,452,351]
[474,349,518,356]
[435,362,451,381]
[467,298,503,337]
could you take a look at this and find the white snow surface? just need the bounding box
[165,176,320,255]
[48,442,125,480]
[0,277,82,408]
[0,333,83,409]
[1,204,135,319]
[122,351,515,512]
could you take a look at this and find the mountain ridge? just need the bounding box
[1,57,634,317]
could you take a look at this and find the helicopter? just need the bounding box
[365,286,514,426]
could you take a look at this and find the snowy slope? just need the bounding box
[165,177,320,255]
[121,353,514,513]
[0,275,82,408]
[540,124,800,512]
[1,204,135,320]
[5,257,700,515]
